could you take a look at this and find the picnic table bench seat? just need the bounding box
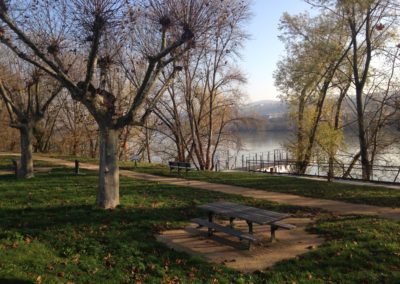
[270,221,296,241]
[191,218,258,242]
[272,221,296,230]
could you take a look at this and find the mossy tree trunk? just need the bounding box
[97,126,120,209]
[18,123,34,178]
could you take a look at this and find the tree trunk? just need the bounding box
[296,93,306,174]
[145,125,151,163]
[343,152,361,179]
[327,156,334,182]
[19,124,34,178]
[97,127,120,209]
[356,88,371,181]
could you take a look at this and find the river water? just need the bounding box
[229,130,400,182]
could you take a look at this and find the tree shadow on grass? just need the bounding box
[0,168,327,282]
[0,279,33,284]
[0,204,244,282]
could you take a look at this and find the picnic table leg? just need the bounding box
[229,217,235,228]
[208,212,214,236]
[246,221,253,234]
[270,224,278,242]
[246,221,254,250]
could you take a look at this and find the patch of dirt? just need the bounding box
[34,167,53,173]
[156,218,324,272]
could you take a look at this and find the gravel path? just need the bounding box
[2,153,399,221]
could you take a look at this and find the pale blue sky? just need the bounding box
[242,0,312,102]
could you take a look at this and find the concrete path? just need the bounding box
[3,154,400,221]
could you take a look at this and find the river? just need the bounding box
[228,130,400,182]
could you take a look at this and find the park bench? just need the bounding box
[168,161,192,173]
[192,201,296,249]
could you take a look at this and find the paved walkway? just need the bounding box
[3,154,400,221]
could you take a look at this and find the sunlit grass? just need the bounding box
[130,164,400,208]
[0,166,399,283]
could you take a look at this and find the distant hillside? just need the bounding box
[241,100,288,117]
[237,100,290,131]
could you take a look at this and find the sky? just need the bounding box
[242,0,313,102]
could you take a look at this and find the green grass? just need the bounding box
[43,154,99,164]
[0,155,54,171]
[259,216,400,283]
[0,168,399,283]
[43,154,157,170]
[128,164,400,208]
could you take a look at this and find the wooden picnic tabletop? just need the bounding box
[198,201,290,225]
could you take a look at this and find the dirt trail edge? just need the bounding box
[6,154,400,221]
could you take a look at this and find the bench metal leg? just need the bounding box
[229,217,235,228]
[246,221,253,234]
[246,221,254,249]
[208,212,214,236]
[270,224,278,242]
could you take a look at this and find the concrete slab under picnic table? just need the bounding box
[156,218,324,272]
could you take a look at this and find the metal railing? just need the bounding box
[212,148,400,184]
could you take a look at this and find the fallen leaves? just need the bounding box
[24,237,32,244]
[57,271,65,277]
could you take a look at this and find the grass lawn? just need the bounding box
[24,154,400,208]
[0,165,399,283]
[124,164,400,208]
[0,155,54,171]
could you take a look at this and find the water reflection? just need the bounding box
[231,130,400,183]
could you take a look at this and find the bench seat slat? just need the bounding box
[191,218,257,242]
[272,222,296,230]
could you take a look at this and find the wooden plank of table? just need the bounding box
[218,202,288,218]
[199,202,288,219]
[198,201,290,225]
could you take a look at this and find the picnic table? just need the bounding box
[192,201,295,249]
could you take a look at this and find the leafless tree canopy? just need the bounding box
[0,0,244,208]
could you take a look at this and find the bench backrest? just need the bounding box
[169,161,191,168]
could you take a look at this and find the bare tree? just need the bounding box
[0,0,220,208]
[304,0,400,180]
[275,10,352,174]
[0,56,62,178]
[153,0,250,170]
